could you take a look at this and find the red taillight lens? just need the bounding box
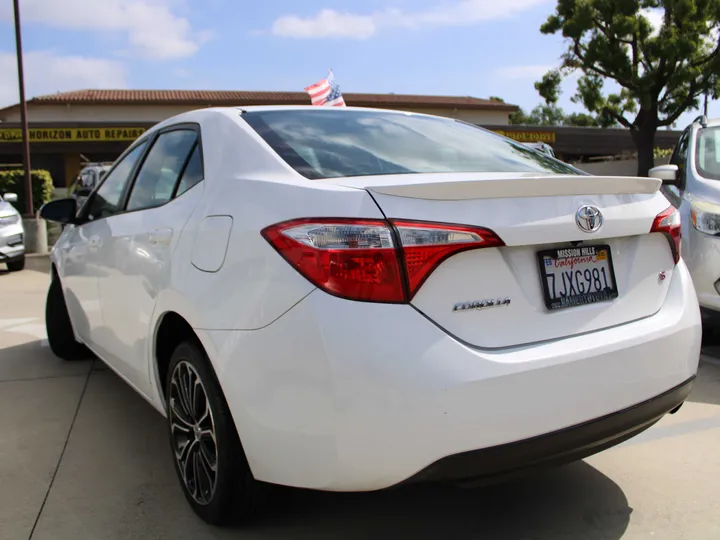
[651,206,681,264]
[392,220,505,298]
[262,218,505,303]
[261,219,405,303]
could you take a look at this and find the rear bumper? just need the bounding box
[198,261,701,492]
[405,376,694,486]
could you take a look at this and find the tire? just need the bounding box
[166,342,267,525]
[45,275,92,360]
[6,256,24,272]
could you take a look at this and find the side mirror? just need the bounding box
[2,192,18,203]
[40,198,78,224]
[648,164,680,186]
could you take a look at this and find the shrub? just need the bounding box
[654,147,674,159]
[0,169,54,214]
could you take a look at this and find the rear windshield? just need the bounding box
[242,109,580,179]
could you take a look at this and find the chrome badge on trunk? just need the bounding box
[453,298,511,312]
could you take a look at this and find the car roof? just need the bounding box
[703,118,720,128]
[142,105,456,142]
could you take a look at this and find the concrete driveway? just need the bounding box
[2,264,720,540]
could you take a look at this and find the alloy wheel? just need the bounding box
[169,360,218,506]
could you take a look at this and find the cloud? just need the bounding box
[0,0,209,60]
[272,9,376,39]
[495,64,555,81]
[271,0,552,39]
[0,51,127,107]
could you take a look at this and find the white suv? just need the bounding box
[650,115,720,326]
[0,192,25,271]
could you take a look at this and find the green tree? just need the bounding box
[565,112,600,126]
[539,0,720,176]
[528,104,567,125]
[509,107,529,124]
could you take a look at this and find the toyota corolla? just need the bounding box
[39,106,701,525]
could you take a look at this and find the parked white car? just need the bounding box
[649,115,720,326]
[40,106,701,526]
[0,192,25,271]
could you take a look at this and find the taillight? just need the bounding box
[392,220,505,298]
[261,219,405,303]
[651,206,681,264]
[262,218,504,303]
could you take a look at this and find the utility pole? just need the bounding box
[13,0,33,217]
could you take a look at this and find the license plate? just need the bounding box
[537,245,618,310]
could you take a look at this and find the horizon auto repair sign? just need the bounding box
[492,130,556,144]
[0,127,147,143]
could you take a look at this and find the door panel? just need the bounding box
[58,222,106,343]
[60,141,149,349]
[93,128,202,393]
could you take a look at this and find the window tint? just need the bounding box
[126,129,197,212]
[242,109,582,179]
[695,126,720,180]
[176,144,204,196]
[671,130,689,166]
[87,142,148,220]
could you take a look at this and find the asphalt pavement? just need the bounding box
[2,263,720,540]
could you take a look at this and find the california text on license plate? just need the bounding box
[537,245,619,310]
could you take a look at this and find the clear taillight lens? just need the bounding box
[651,206,681,264]
[392,220,505,298]
[263,218,505,303]
[261,219,405,303]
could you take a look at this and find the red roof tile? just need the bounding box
[23,89,517,111]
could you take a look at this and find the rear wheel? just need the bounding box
[45,275,92,360]
[166,342,266,525]
[6,256,24,272]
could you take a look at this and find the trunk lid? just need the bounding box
[326,172,674,348]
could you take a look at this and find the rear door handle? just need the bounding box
[148,228,173,245]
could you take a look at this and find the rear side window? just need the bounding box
[242,109,580,179]
[175,144,204,196]
[126,129,197,212]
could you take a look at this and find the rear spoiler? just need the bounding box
[325,173,662,201]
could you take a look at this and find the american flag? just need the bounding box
[304,70,346,107]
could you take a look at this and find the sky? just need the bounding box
[0,0,716,129]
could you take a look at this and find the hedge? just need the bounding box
[0,169,54,214]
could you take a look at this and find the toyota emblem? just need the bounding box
[576,205,603,233]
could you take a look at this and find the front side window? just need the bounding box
[242,109,581,179]
[86,142,148,220]
[126,129,198,212]
[671,129,689,167]
[695,127,720,180]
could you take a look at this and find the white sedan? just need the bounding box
[39,106,701,526]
